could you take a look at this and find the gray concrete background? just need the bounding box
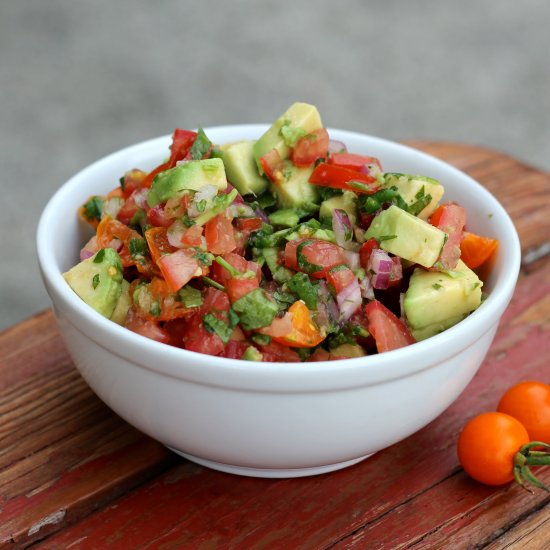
[1,1,549,331]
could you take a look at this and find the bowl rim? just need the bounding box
[37,124,521,389]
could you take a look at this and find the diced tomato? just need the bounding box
[259,148,285,183]
[429,202,467,270]
[96,217,143,267]
[359,213,375,230]
[169,129,198,165]
[163,318,187,348]
[460,232,499,269]
[125,307,171,345]
[117,192,142,226]
[307,348,332,362]
[120,169,148,198]
[147,204,175,228]
[291,128,329,167]
[158,249,200,292]
[269,300,325,348]
[365,300,415,353]
[328,153,382,173]
[210,252,249,285]
[235,217,263,231]
[326,265,357,294]
[309,163,380,194]
[133,277,196,321]
[259,341,301,362]
[223,340,252,360]
[284,239,347,279]
[182,314,225,356]
[181,224,204,247]
[226,276,259,303]
[141,161,171,190]
[359,238,379,269]
[201,287,231,314]
[145,227,177,266]
[205,215,237,255]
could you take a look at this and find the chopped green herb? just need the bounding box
[228,307,240,328]
[202,276,225,291]
[194,189,238,226]
[272,290,297,312]
[190,127,212,160]
[129,238,147,261]
[83,196,104,222]
[196,199,208,213]
[358,187,408,215]
[203,313,232,343]
[119,176,125,191]
[93,249,106,263]
[232,288,278,330]
[193,250,213,266]
[378,235,397,242]
[92,273,100,289]
[432,283,443,290]
[296,240,323,274]
[178,286,203,308]
[287,272,318,310]
[408,185,432,216]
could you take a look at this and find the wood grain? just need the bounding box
[1,143,549,548]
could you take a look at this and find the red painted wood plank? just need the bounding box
[38,259,550,549]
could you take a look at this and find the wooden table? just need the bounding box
[2,142,549,549]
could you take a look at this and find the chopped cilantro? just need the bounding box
[287,272,318,310]
[272,290,297,312]
[202,276,225,291]
[358,187,408,215]
[194,250,214,266]
[408,185,432,216]
[203,313,232,343]
[92,273,100,289]
[232,288,278,330]
[196,199,208,213]
[179,286,203,308]
[93,249,106,263]
[129,238,147,261]
[190,127,212,160]
[228,307,240,328]
[296,240,323,275]
[82,196,104,222]
[432,283,443,290]
[378,235,397,242]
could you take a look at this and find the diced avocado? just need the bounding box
[383,173,444,220]
[263,247,294,283]
[330,343,367,358]
[254,103,323,173]
[147,158,227,207]
[221,140,268,196]
[63,248,123,318]
[319,191,358,225]
[242,346,264,361]
[273,164,319,209]
[404,260,483,340]
[193,188,238,226]
[110,279,131,325]
[365,205,446,268]
[268,208,300,228]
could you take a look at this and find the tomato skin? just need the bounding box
[158,249,200,292]
[428,202,466,270]
[457,412,529,486]
[259,341,301,362]
[284,239,347,279]
[309,163,380,194]
[205,215,237,255]
[460,232,499,269]
[181,314,225,356]
[328,153,382,172]
[147,204,174,228]
[326,266,357,294]
[259,148,284,183]
[359,238,379,269]
[226,276,259,303]
[497,381,550,443]
[235,217,263,231]
[125,307,171,345]
[96,217,142,268]
[365,300,415,353]
[291,128,329,167]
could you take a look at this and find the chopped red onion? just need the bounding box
[328,140,347,155]
[255,206,269,223]
[167,219,187,248]
[359,162,383,178]
[102,197,123,219]
[332,209,354,250]
[368,248,394,289]
[188,185,217,217]
[336,278,362,322]
[133,188,149,210]
[390,256,403,282]
[80,236,99,261]
[343,250,360,270]
[359,276,375,300]
[224,182,245,203]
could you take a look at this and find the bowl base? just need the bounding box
[167,447,373,478]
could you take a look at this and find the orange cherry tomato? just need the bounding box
[460,231,498,269]
[497,381,550,443]
[457,412,529,486]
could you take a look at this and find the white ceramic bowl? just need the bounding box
[37,125,521,478]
